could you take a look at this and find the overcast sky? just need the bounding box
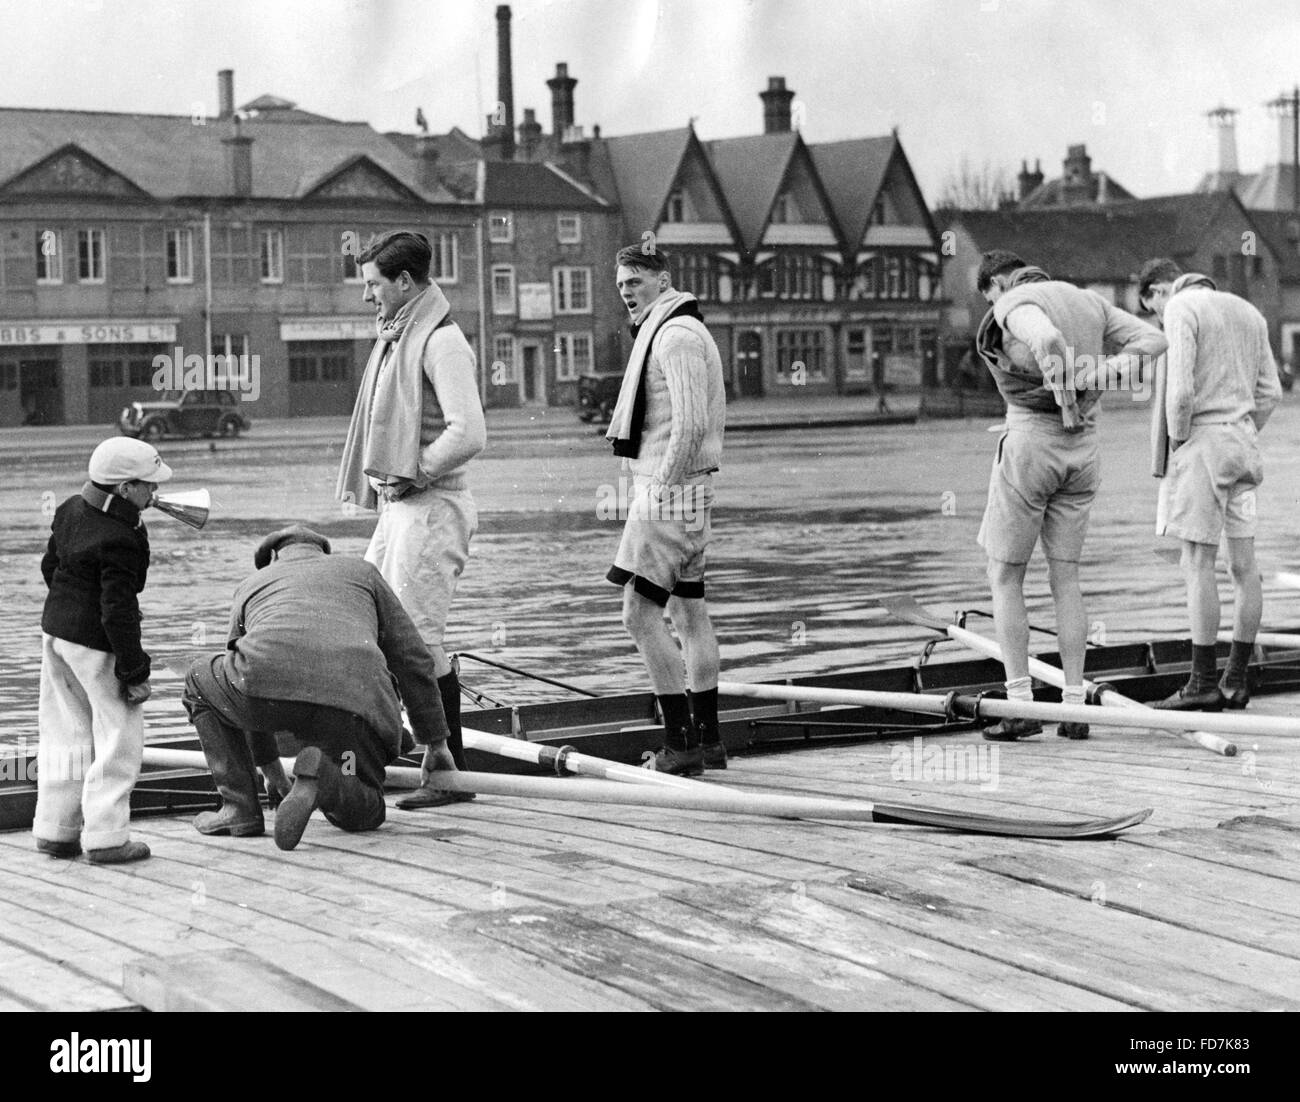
[4,0,1297,202]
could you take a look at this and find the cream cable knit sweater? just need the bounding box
[626,318,725,488]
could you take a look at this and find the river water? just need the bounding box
[4,400,1300,748]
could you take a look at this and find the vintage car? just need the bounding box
[119,390,252,440]
[576,373,622,423]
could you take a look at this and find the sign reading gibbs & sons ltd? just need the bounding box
[0,320,179,345]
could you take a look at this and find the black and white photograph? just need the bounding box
[0,0,1296,1050]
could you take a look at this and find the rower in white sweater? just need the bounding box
[1139,259,1282,710]
[606,244,726,776]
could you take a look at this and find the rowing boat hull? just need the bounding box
[3,633,1300,831]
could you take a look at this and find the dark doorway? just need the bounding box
[20,360,62,425]
[736,331,763,397]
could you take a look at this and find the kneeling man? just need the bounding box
[183,526,457,851]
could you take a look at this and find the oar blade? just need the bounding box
[870,802,1153,839]
[879,594,951,633]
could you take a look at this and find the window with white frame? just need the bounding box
[491,265,516,314]
[488,211,514,243]
[491,334,517,385]
[166,228,194,283]
[557,214,582,243]
[260,229,284,283]
[554,332,593,381]
[36,229,61,284]
[431,232,458,283]
[77,228,105,283]
[553,266,592,314]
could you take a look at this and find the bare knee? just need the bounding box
[987,559,1026,589]
[1046,558,1079,599]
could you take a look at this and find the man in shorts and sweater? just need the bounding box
[337,230,486,809]
[975,251,1167,740]
[1139,259,1281,710]
[606,245,726,775]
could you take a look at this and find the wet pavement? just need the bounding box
[4,396,1300,747]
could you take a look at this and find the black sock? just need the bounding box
[690,688,720,745]
[1223,640,1253,686]
[437,671,467,770]
[657,693,693,749]
[1189,644,1218,691]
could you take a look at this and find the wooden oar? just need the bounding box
[138,749,1150,840]
[460,726,713,792]
[1218,630,1300,650]
[880,595,1240,756]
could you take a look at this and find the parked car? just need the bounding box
[119,390,251,440]
[576,373,622,423]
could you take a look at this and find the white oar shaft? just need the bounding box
[944,623,1237,756]
[460,726,714,792]
[140,747,880,820]
[1219,631,1300,650]
[716,679,1282,740]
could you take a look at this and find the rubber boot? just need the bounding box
[191,712,265,837]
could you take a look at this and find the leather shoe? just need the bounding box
[646,745,704,775]
[982,717,1042,741]
[1056,722,1090,740]
[87,840,151,864]
[36,837,81,859]
[1153,684,1226,711]
[275,747,339,851]
[194,805,264,837]
[395,785,476,810]
[1219,679,1250,710]
[702,741,728,770]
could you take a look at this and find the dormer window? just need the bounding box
[771,193,791,224]
[666,190,685,223]
[872,197,886,225]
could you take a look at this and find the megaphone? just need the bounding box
[150,488,210,530]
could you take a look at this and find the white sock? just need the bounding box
[1005,676,1033,701]
[1061,685,1086,706]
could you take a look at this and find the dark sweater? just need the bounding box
[220,546,446,756]
[40,489,151,684]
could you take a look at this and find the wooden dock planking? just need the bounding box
[465,905,825,1012]
[815,864,1300,1011]
[653,881,1137,1012]
[603,892,976,1011]
[124,950,364,1012]
[970,849,1300,958]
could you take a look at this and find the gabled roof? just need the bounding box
[705,131,799,250]
[1236,163,1300,212]
[808,135,896,245]
[1242,208,1300,280]
[483,160,607,209]
[1110,192,1245,257]
[1020,171,1137,208]
[942,208,1179,282]
[0,107,462,203]
[600,127,694,238]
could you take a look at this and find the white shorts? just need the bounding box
[1157,421,1261,545]
[607,476,713,606]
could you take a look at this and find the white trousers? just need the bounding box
[32,634,144,850]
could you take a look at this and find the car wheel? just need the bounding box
[141,419,166,441]
[217,414,242,438]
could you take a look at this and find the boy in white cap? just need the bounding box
[32,437,174,864]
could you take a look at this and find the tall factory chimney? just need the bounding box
[496,6,515,160]
[548,62,577,137]
[760,76,794,133]
[218,69,235,120]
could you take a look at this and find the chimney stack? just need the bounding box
[496,6,515,160]
[1017,159,1044,200]
[218,69,234,120]
[1268,90,1299,165]
[517,107,542,161]
[415,134,440,190]
[760,76,794,134]
[1206,105,1240,179]
[547,62,577,137]
[222,116,253,197]
[1062,143,1093,203]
